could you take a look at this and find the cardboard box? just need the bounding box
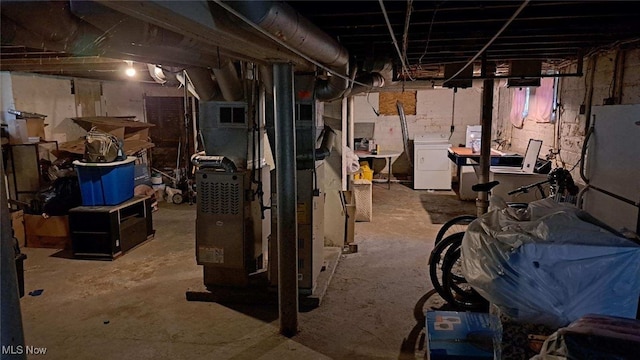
[426,311,498,360]
[24,214,71,249]
[8,118,47,144]
[59,116,155,156]
[11,210,26,247]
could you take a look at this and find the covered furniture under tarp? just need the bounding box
[462,198,640,328]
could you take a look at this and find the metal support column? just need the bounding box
[1,149,26,359]
[341,98,348,190]
[273,62,298,337]
[477,78,494,217]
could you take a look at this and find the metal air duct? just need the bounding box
[226,1,349,101]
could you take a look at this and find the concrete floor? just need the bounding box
[17,182,475,359]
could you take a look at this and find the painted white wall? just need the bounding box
[7,72,83,144]
[102,81,145,120]
[101,81,184,121]
[2,73,184,144]
[1,72,14,124]
[351,84,483,174]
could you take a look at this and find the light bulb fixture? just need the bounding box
[125,60,136,77]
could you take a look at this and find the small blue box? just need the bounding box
[74,157,136,206]
[426,311,498,360]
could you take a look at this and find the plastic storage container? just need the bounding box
[73,156,136,206]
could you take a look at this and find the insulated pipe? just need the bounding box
[348,97,355,151]
[184,67,220,102]
[259,64,274,95]
[1,151,26,359]
[227,1,350,101]
[212,59,244,102]
[273,62,298,337]
[346,73,386,97]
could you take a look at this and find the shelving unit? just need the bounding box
[8,141,58,203]
[69,195,154,260]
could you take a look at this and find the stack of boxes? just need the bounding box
[60,117,154,207]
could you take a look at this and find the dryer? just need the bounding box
[413,133,451,190]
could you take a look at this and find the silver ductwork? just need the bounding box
[346,73,386,97]
[227,1,350,101]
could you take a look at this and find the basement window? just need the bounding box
[509,76,557,127]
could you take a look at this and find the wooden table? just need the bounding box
[355,150,403,189]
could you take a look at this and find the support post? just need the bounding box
[1,148,26,359]
[477,78,494,217]
[273,62,298,337]
[341,97,347,191]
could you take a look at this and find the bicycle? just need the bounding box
[429,168,579,310]
[428,181,500,306]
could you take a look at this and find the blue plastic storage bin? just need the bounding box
[73,156,136,206]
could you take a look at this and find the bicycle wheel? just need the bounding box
[428,232,464,299]
[441,248,489,310]
[434,215,477,246]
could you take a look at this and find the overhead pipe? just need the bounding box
[226,1,350,101]
[212,59,244,101]
[345,73,386,97]
[184,67,221,102]
[259,64,274,95]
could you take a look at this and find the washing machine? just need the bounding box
[413,133,451,190]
